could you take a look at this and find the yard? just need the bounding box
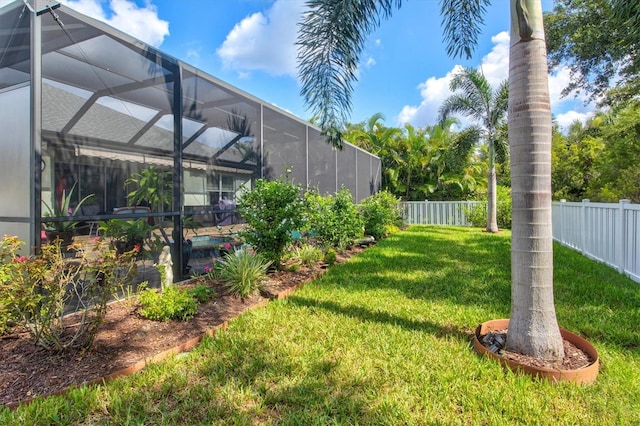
[2,226,639,425]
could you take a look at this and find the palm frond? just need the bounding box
[297,0,402,149]
[440,0,490,59]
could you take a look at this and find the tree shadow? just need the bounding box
[287,295,473,342]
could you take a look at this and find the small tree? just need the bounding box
[237,177,304,267]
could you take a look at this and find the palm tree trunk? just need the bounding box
[505,0,564,360]
[486,141,499,233]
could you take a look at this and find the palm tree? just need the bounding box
[297,0,565,361]
[438,68,508,233]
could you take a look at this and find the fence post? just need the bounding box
[559,199,566,244]
[581,199,589,255]
[618,199,630,274]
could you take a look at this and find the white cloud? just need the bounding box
[395,31,596,131]
[396,65,463,127]
[60,0,169,47]
[479,31,510,87]
[554,110,594,130]
[365,56,376,68]
[217,0,303,78]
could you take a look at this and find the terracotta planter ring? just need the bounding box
[473,319,599,384]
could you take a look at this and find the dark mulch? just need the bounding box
[479,329,594,370]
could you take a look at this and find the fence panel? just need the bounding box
[402,201,480,226]
[553,199,640,283]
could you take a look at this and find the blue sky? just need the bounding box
[15,0,595,131]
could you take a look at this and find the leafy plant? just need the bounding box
[0,236,138,350]
[358,190,403,240]
[125,166,173,244]
[187,285,216,304]
[303,187,364,250]
[99,218,152,254]
[42,183,95,232]
[323,248,337,266]
[237,177,304,266]
[218,249,271,299]
[137,285,198,321]
[291,244,323,266]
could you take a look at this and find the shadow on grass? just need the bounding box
[318,225,639,352]
[287,295,472,342]
[85,330,385,425]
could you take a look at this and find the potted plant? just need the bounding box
[124,166,173,244]
[43,183,94,246]
[99,218,152,255]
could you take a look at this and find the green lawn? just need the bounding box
[2,226,639,425]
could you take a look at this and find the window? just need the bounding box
[207,174,236,204]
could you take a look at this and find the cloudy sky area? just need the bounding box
[7,0,595,131]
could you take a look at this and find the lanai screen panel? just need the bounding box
[357,149,373,202]
[181,67,260,174]
[39,6,178,213]
[0,1,31,241]
[262,106,307,185]
[337,143,357,198]
[307,127,336,195]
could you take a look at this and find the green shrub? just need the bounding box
[137,285,198,321]
[304,187,364,250]
[359,190,403,240]
[187,285,216,304]
[466,186,513,229]
[238,178,304,266]
[218,249,271,299]
[323,248,337,266]
[292,244,324,266]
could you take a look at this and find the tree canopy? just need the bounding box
[544,0,640,104]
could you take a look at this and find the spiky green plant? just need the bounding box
[218,249,271,299]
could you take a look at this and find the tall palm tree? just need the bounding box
[297,0,565,360]
[438,68,508,233]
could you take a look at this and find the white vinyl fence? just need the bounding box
[402,199,640,283]
[402,200,481,226]
[553,199,640,283]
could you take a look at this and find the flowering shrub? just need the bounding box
[0,235,138,350]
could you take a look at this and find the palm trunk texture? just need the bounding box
[505,0,564,360]
[486,141,499,233]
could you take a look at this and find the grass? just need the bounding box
[2,226,639,425]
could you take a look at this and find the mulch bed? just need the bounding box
[479,329,594,370]
[0,247,363,408]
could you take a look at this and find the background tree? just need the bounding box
[551,120,602,201]
[298,0,565,361]
[585,103,640,203]
[438,67,508,232]
[345,114,480,201]
[544,0,640,104]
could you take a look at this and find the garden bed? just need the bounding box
[0,247,364,408]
